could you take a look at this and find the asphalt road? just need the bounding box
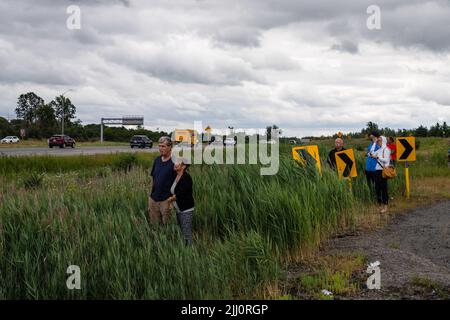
[0,146,159,157]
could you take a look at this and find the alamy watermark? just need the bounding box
[66,265,81,290]
[367,5,381,30]
[366,261,381,290]
[66,5,81,30]
[169,121,279,176]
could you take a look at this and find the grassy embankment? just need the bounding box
[0,138,448,299]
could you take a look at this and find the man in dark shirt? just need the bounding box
[327,138,346,170]
[149,136,177,224]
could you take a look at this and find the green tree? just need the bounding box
[0,116,11,138]
[360,121,380,137]
[442,122,449,137]
[414,125,428,137]
[266,124,281,140]
[49,95,76,127]
[35,104,58,138]
[429,122,444,137]
[15,92,45,125]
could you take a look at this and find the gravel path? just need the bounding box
[322,200,450,299]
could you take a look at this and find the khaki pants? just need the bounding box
[148,196,172,224]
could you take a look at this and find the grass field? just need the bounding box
[0,138,448,299]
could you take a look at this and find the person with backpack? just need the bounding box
[370,136,391,213]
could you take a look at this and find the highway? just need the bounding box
[0,146,159,157]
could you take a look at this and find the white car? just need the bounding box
[260,139,277,145]
[223,138,236,146]
[1,136,20,144]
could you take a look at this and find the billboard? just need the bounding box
[122,117,144,125]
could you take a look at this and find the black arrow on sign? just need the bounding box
[297,149,317,166]
[337,153,353,177]
[399,139,413,160]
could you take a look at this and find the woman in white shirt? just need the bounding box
[370,136,391,213]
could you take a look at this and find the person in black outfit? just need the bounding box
[168,158,195,245]
[327,138,346,170]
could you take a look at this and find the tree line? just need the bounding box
[0,92,168,142]
[346,121,449,138]
[1,92,448,141]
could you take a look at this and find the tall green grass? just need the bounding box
[0,138,446,299]
[0,153,157,179]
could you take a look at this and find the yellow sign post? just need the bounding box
[292,145,322,174]
[335,149,357,191]
[396,137,416,198]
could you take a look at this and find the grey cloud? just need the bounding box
[413,84,450,106]
[213,26,262,47]
[68,0,131,7]
[3,0,450,52]
[0,0,449,137]
[0,40,84,86]
[325,1,450,52]
[103,38,266,85]
[330,40,359,54]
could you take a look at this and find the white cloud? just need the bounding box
[0,0,449,137]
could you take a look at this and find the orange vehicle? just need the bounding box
[174,129,199,145]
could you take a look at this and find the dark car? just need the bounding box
[48,135,75,148]
[130,135,153,148]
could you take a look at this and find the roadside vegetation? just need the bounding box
[0,137,448,299]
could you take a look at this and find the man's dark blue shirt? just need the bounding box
[150,156,176,201]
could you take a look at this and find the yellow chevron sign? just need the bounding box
[396,137,416,162]
[292,145,322,174]
[335,149,357,179]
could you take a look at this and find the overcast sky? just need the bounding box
[0,0,449,137]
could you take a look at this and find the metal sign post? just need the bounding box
[405,161,410,199]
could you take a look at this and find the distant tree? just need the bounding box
[414,125,428,137]
[429,122,444,137]
[381,127,396,137]
[397,128,413,137]
[34,104,58,138]
[266,124,281,140]
[49,95,76,127]
[0,116,11,138]
[365,121,379,135]
[16,92,45,125]
[442,122,449,137]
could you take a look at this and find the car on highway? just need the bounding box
[223,137,236,146]
[130,135,153,148]
[1,136,20,144]
[260,139,277,145]
[48,135,76,148]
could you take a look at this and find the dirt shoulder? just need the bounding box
[287,200,450,300]
[330,200,450,299]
